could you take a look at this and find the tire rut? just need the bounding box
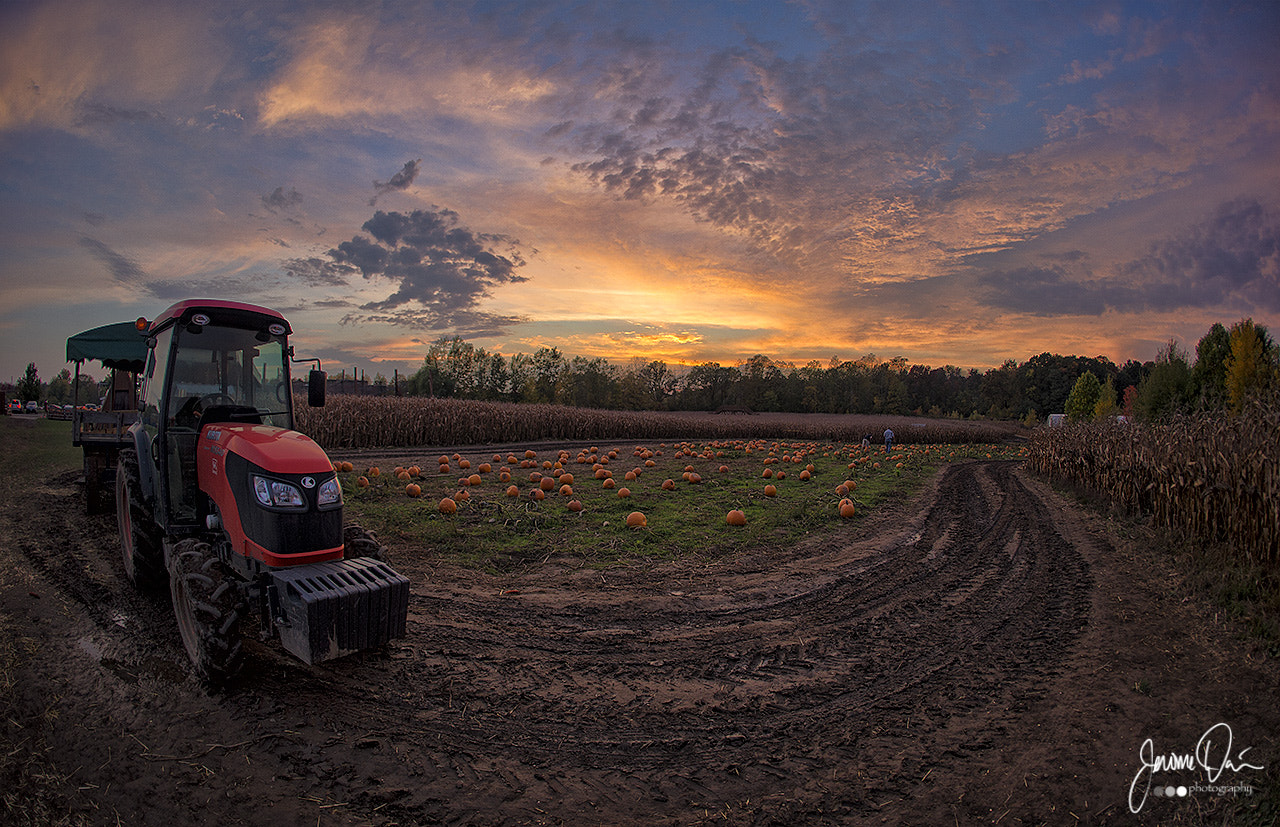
[248,460,1094,822]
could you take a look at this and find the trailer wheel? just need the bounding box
[116,448,165,590]
[84,449,108,515]
[169,538,244,684]
[343,523,388,563]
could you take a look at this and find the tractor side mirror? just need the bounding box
[308,369,326,407]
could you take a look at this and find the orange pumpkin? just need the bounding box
[625,511,647,528]
[764,484,777,497]
[726,509,747,526]
[438,496,456,512]
[405,483,422,498]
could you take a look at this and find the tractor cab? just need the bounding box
[142,302,290,530]
[136,300,323,534]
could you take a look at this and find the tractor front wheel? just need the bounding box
[343,523,388,563]
[169,538,244,683]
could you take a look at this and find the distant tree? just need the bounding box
[15,363,40,402]
[1093,376,1118,420]
[46,368,73,405]
[1191,322,1231,410]
[565,356,617,408]
[1065,371,1101,421]
[478,352,511,401]
[531,347,566,404]
[1223,318,1277,413]
[507,352,535,402]
[1135,340,1193,421]
[1121,384,1139,419]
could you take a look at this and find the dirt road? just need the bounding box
[3,452,1276,825]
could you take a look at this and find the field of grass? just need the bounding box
[337,438,1027,572]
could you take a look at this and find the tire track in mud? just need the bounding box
[251,460,1094,823]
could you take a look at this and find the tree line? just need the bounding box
[3,364,102,407]
[399,318,1277,422]
[9,317,1274,422]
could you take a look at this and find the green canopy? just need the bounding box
[66,321,148,373]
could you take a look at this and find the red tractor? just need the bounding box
[115,299,408,681]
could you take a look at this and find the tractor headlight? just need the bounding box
[253,475,305,509]
[317,476,342,507]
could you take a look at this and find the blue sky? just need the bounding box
[2,0,1277,385]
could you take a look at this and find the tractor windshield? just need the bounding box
[167,324,292,430]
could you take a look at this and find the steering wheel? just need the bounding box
[199,393,237,409]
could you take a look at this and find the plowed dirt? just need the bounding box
[2,443,1276,825]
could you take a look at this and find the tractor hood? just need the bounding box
[198,423,344,567]
[200,424,334,475]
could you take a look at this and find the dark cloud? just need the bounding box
[79,237,146,285]
[370,159,422,206]
[977,265,1138,316]
[978,200,1280,315]
[73,101,161,127]
[279,257,356,287]
[262,186,302,212]
[340,307,525,339]
[327,208,528,332]
[1122,199,1280,313]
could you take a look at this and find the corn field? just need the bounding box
[296,396,1019,452]
[1027,392,1280,566]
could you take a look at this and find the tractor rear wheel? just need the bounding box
[343,523,388,563]
[116,448,165,590]
[169,538,244,683]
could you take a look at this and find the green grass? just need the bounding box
[339,440,1027,572]
[0,417,81,479]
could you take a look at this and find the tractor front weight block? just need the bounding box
[269,558,409,664]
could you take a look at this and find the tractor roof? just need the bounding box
[149,299,292,334]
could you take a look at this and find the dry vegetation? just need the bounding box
[297,395,1020,450]
[1027,393,1280,567]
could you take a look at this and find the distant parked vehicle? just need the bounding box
[7,399,20,414]
[25,400,39,413]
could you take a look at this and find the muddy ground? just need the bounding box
[2,444,1277,826]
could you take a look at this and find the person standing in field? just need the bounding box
[884,428,894,451]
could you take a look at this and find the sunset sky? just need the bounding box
[2,0,1277,385]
